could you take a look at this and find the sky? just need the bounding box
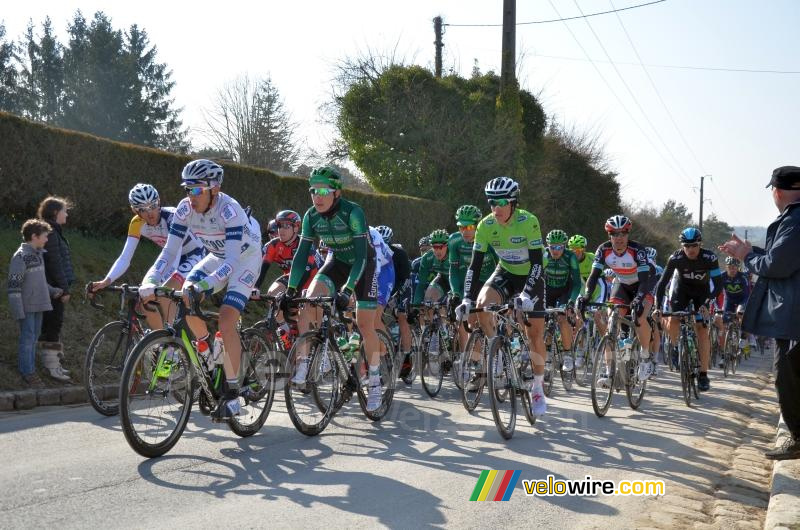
[3,0,798,229]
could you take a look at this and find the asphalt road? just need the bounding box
[0,352,776,529]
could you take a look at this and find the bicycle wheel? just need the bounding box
[228,330,277,437]
[573,326,591,387]
[460,329,487,412]
[560,345,574,392]
[678,336,692,406]
[355,329,395,421]
[625,337,647,410]
[727,327,739,375]
[85,320,141,416]
[487,336,516,440]
[284,332,339,437]
[450,324,465,391]
[590,336,615,418]
[119,330,194,458]
[542,328,556,397]
[420,325,444,398]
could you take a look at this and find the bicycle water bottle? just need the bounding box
[278,327,292,351]
[211,331,224,366]
[196,339,211,370]
[337,336,351,359]
[348,332,361,354]
[510,336,521,355]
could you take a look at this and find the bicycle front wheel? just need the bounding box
[420,325,444,398]
[119,330,194,458]
[85,320,141,416]
[590,336,615,418]
[460,329,487,412]
[487,336,516,440]
[284,332,339,437]
[542,329,556,397]
[679,336,692,406]
[228,330,278,437]
[573,326,591,387]
[625,337,647,410]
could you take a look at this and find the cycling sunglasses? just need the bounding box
[488,198,512,207]
[432,243,447,250]
[185,187,209,196]
[458,224,476,231]
[309,187,335,196]
[682,243,700,248]
[277,222,295,229]
[549,244,565,251]
[136,204,159,213]
[608,231,629,237]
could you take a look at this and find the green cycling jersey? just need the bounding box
[448,231,497,298]
[543,247,581,301]
[472,208,544,276]
[413,250,449,305]
[288,197,368,292]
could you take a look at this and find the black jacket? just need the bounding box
[742,200,800,340]
[42,222,76,293]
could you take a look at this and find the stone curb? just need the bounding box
[0,385,89,411]
[764,415,800,530]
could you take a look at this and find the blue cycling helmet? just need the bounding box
[679,227,702,244]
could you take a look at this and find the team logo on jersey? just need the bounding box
[221,204,237,222]
[154,258,168,274]
[239,269,255,287]
[214,263,233,280]
[636,250,647,262]
[510,236,526,244]
[175,202,191,220]
[682,271,707,281]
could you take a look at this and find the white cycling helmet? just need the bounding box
[605,214,632,233]
[128,183,159,209]
[484,176,520,200]
[376,225,394,244]
[181,159,224,188]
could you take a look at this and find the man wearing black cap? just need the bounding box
[720,165,800,460]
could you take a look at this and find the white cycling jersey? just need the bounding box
[369,226,394,273]
[143,193,260,296]
[102,207,203,284]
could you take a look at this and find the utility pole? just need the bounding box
[433,16,444,78]
[699,175,706,232]
[745,229,749,241]
[500,0,516,91]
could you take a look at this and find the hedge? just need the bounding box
[0,111,452,253]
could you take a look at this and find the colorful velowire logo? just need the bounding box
[469,470,521,501]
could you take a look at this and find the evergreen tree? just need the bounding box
[19,18,64,122]
[0,23,20,113]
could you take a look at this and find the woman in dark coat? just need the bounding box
[37,196,74,382]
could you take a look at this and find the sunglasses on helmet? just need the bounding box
[309,187,335,196]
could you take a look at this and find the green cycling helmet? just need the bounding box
[568,234,587,249]
[309,165,343,189]
[429,228,449,245]
[455,204,481,226]
[546,229,568,245]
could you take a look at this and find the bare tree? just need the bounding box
[202,74,300,172]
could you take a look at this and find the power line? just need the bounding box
[569,0,697,190]
[609,0,707,175]
[532,53,800,75]
[445,0,666,27]
[708,176,744,226]
[545,0,689,186]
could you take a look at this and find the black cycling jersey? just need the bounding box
[389,243,411,296]
[655,248,722,308]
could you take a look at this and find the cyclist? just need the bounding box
[399,235,432,381]
[543,229,581,372]
[714,256,750,359]
[90,184,205,331]
[369,225,396,337]
[569,234,603,302]
[266,219,279,241]
[376,226,413,377]
[254,209,321,297]
[283,166,384,412]
[412,229,450,309]
[455,177,547,417]
[140,159,262,421]
[645,246,665,373]
[653,227,722,391]
[448,205,498,373]
[577,215,654,386]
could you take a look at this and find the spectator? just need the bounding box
[7,219,63,387]
[36,196,75,382]
[720,165,800,460]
